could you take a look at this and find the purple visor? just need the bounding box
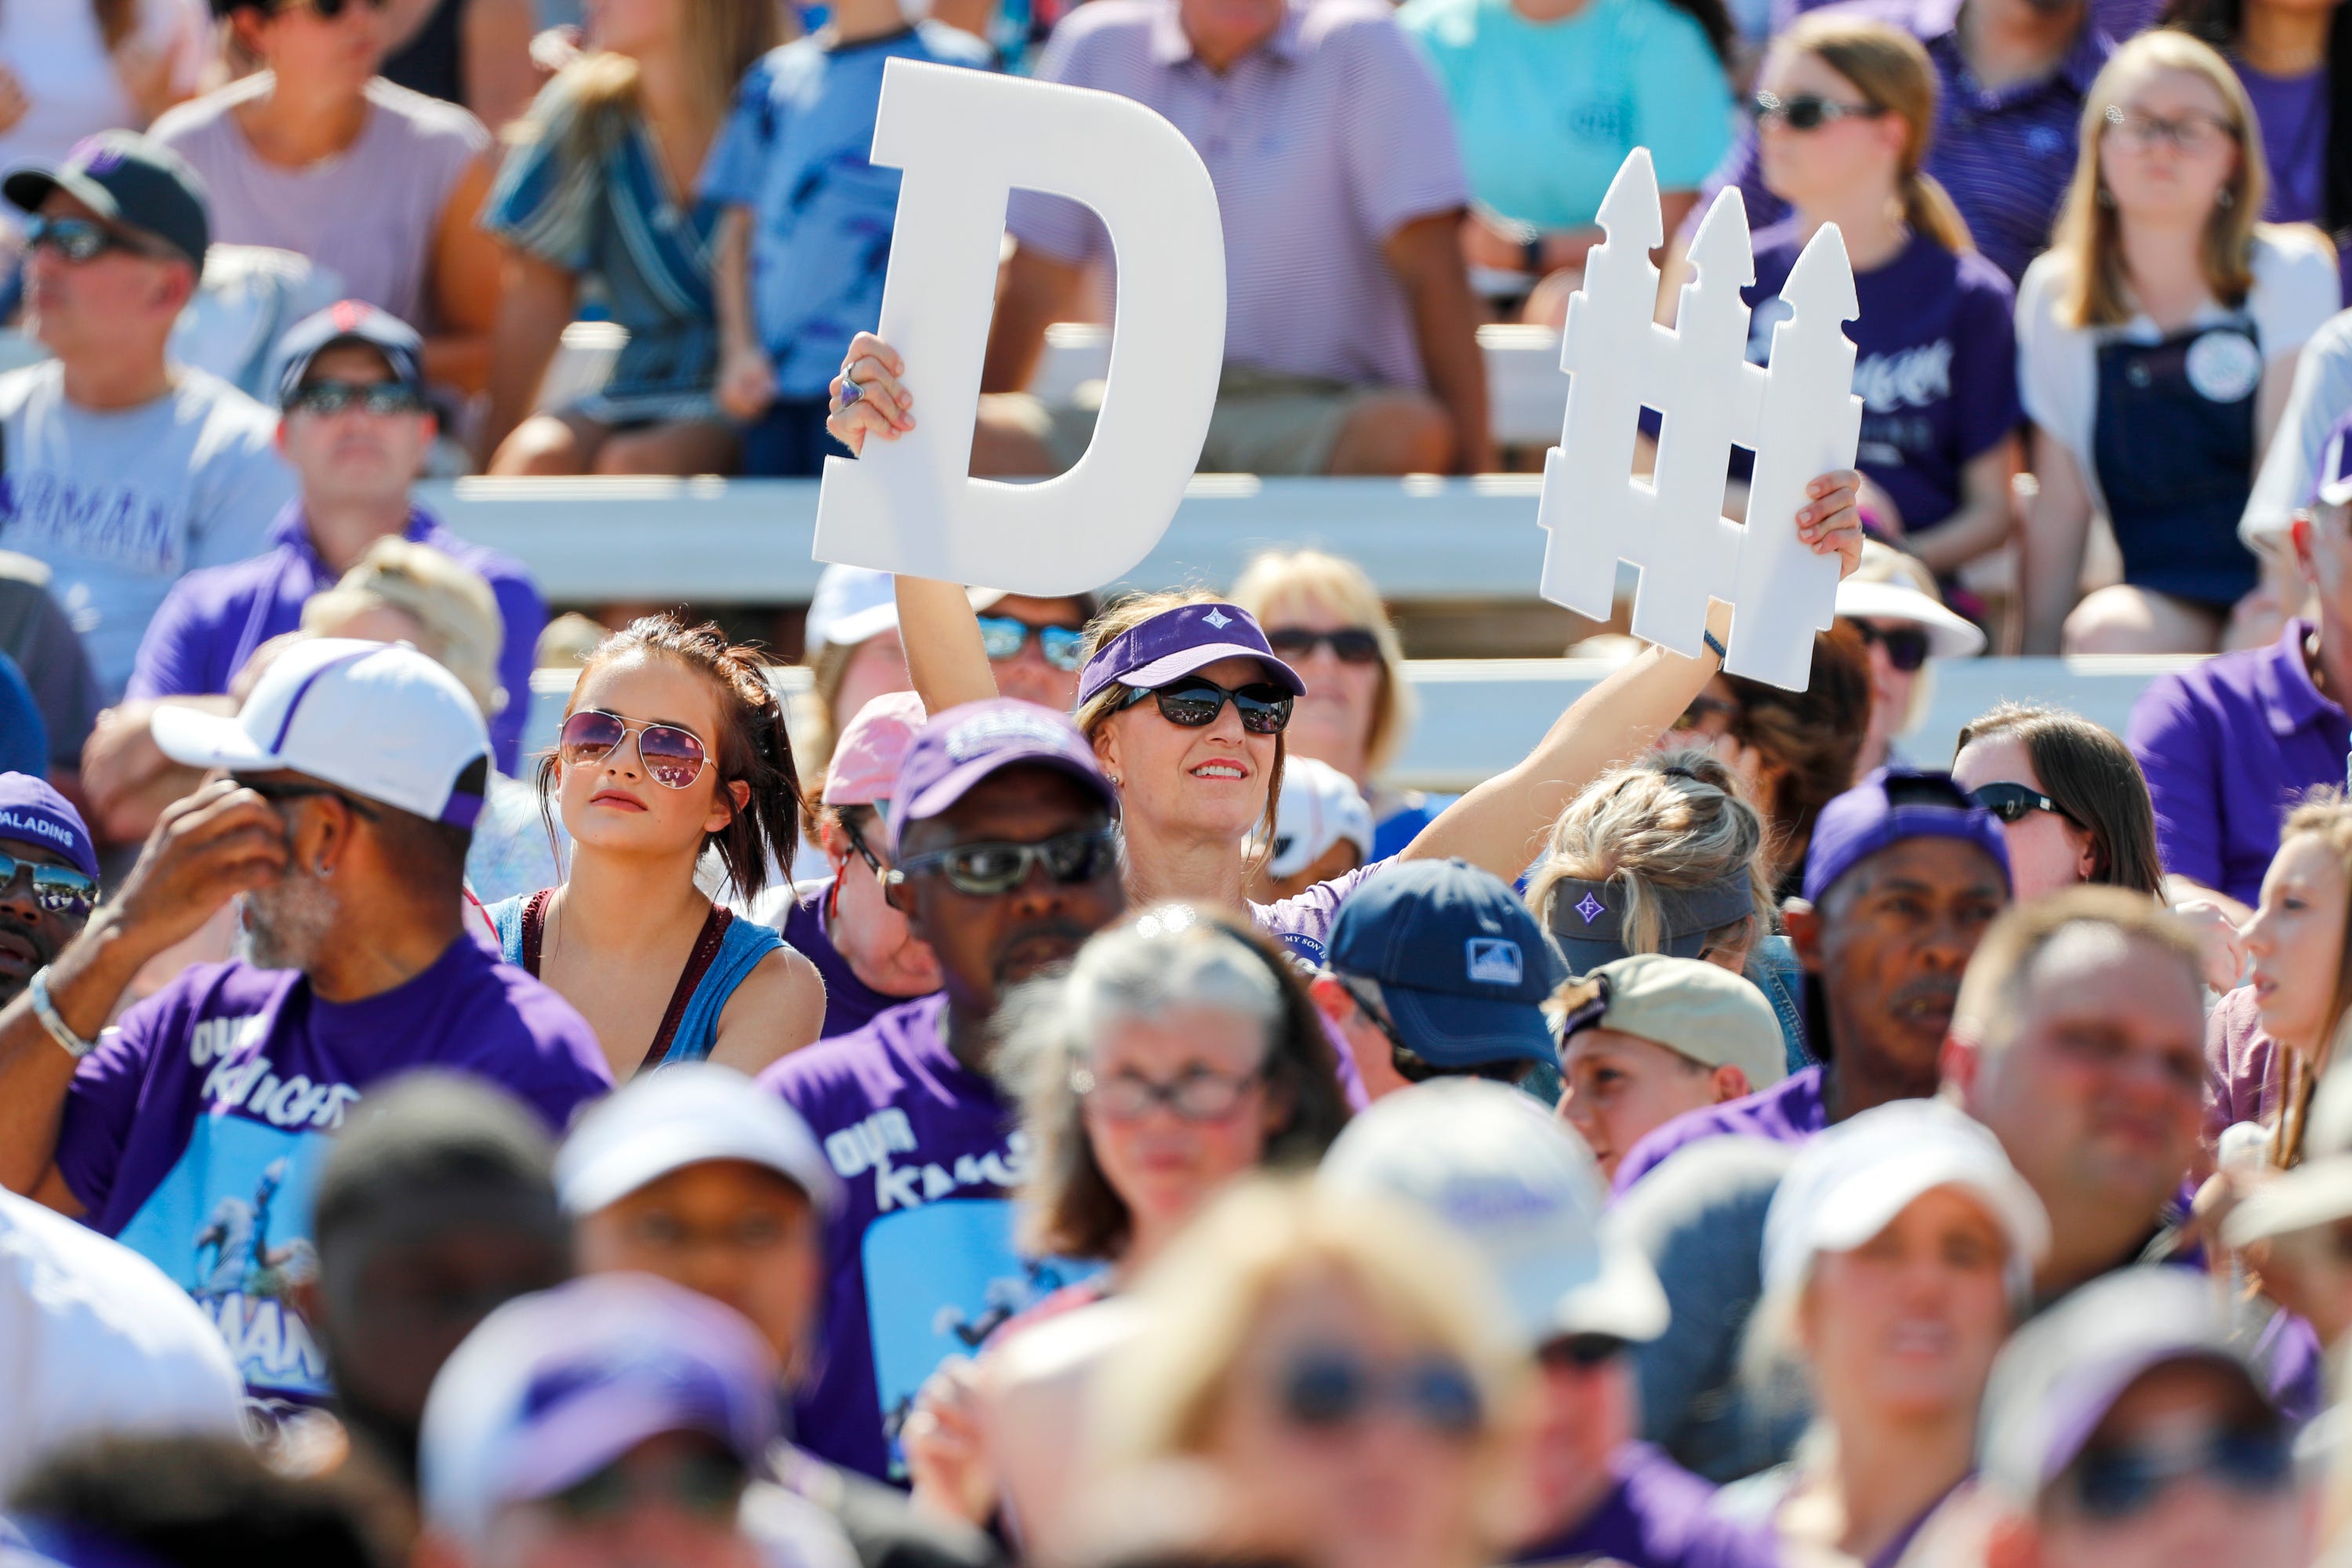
[1075,601,1306,707]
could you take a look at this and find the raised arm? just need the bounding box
[1399,473,1864,881]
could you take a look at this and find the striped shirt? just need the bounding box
[1703,0,2110,286]
[1005,0,1469,390]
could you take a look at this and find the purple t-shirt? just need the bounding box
[779,880,932,1040]
[1515,1444,1775,1568]
[761,995,1094,1481]
[2128,619,2350,907]
[123,504,546,775]
[2237,64,2352,302]
[52,938,611,1409]
[1612,1064,1828,1195]
[1745,224,2017,535]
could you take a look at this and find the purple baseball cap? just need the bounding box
[2314,408,2352,509]
[1799,767,2011,906]
[890,699,1118,857]
[1075,601,1305,707]
[419,1274,780,1544]
[0,773,98,882]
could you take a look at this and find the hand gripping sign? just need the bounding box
[1535,150,1862,692]
[812,60,1226,594]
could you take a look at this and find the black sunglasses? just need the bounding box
[1537,1334,1630,1370]
[287,379,427,417]
[1850,620,1932,672]
[2067,1426,2292,1521]
[1120,677,1294,735]
[1266,626,1382,666]
[0,849,99,918]
[1276,1349,1483,1440]
[1751,91,1889,131]
[1967,782,2072,826]
[888,826,1120,897]
[23,215,151,265]
[975,615,1086,673]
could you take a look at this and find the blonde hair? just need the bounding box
[302,538,505,721]
[1094,1178,1528,1510]
[1229,548,1414,779]
[2265,791,2352,1167]
[538,0,778,160]
[1526,750,1776,956]
[2051,29,2271,328]
[1780,14,1973,253]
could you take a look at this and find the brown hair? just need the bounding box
[1953,703,2166,898]
[538,615,804,903]
[2050,29,2272,328]
[1724,626,1872,887]
[1229,548,1414,779]
[1950,884,2206,1053]
[2265,790,2352,1167]
[544,0,778,160]
[1006,905,1350,1262]
[1780,14,1973,253]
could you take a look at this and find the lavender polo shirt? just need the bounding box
[1704,0,2109,285]
[2128,619,2350,907]
[1005,0,1469,390]
[124,504,546,774]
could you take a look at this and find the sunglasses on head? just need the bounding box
[888,825,1120,897]
[1276,1349,1484,1440]
[1967,782,2071,826]
[288,379,426,418]
[0,849,98,918]
[1751,90,1889,131]
[1850,619,1931,672]
[2065,1424,2292,1522]
[23,215,154,265]
[1120,677,1294,735]
[1266,626,1382,666]
[975,615,1086,672]
[558,709,711,790]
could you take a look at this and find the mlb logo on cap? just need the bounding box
[1465,938,1523,986]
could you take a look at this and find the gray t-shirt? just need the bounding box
[0,361,293,699]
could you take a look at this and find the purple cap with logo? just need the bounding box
[1075,601,1305,707]
[419,1274,779,1544]
[891,699,1118,856]
[1799,767,2011,906]
[0,773,98,882]
[2314,408,2352,509]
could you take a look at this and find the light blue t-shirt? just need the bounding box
[702,25,994,400]
[1399,0,1732,232]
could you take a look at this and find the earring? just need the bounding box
[2217,187,2234,208]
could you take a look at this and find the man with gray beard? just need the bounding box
[0,637,608,1421]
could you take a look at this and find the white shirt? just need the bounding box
[2016,227,2340,518]
[2242,304,2352,543]
[0,1185,245,1494]
[0,0,209,232]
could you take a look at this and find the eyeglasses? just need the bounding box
[287,379,426,417]
[273,0,390,20]
[558,709,711,790]
[0,850,98,918]
[2065,1425,2292,1521]
[1276,1349,1484,1440]
[1071,1064,1263,1120]
[1537,1334,1629,1371]
[1850,620,1931,672]
[23,215,151,265]
[234,776,380,821]
[1266,626,1382,666]
[976,615,1086,672]
[1671,693,1740,733]
[546,1446,747,1526]
[1967,782,2074,826]
[1751,91,1889,131]
[839,813,886,877]
[2103,104,2238,157]
[887,826,1120,897]
[1119,677,1294,735]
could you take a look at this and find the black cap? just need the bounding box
[3,131,209,271]
[275,300,427,407]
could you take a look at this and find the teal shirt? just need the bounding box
[1400,0,1732,231]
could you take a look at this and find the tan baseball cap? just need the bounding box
[1561,953,1788,1091]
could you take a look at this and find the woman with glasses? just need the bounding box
[485,613,824,1080]
[1743,15,2022,580]
[1229,547,1450,862]
[2018,29,2339,657]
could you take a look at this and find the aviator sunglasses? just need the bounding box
[976,615,1086,672]
[0,850,99,918]
[22,215,156,265]
[1120,677,1294,735]
[558,709,712,789]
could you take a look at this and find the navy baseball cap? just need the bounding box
[1326,858,1567,1070]
[0,772,98,883]
[1076,601,1305,707]
[1800,767,2011,906]
[890,699,1117,857]
[4,132,208,270]
[276,299,426,407]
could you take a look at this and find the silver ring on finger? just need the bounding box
[840,372,864,408]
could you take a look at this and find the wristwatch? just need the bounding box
[27,967,97,1060]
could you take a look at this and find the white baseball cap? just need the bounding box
[554,1062,840,1218]
[151,637,490,826]
[806,565,898,657]
[1268,757,1374,880]
[1762,1099,2048,1299]
[1318,1079,1668,1348]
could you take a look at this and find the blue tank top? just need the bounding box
[486,889,786,1073]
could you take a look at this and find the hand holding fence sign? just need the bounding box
[1534,150,1862,693]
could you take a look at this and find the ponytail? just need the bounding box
[1902,169,1974,255]
[1783,14,1971,253]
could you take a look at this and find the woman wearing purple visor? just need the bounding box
[824,332,1864,955]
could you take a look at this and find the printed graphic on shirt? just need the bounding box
[1750,299,1955,471]
[1,470,189,575]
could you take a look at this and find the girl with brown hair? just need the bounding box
[485,613,825,1080]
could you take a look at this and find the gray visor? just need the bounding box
[1544,872,1755,971]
